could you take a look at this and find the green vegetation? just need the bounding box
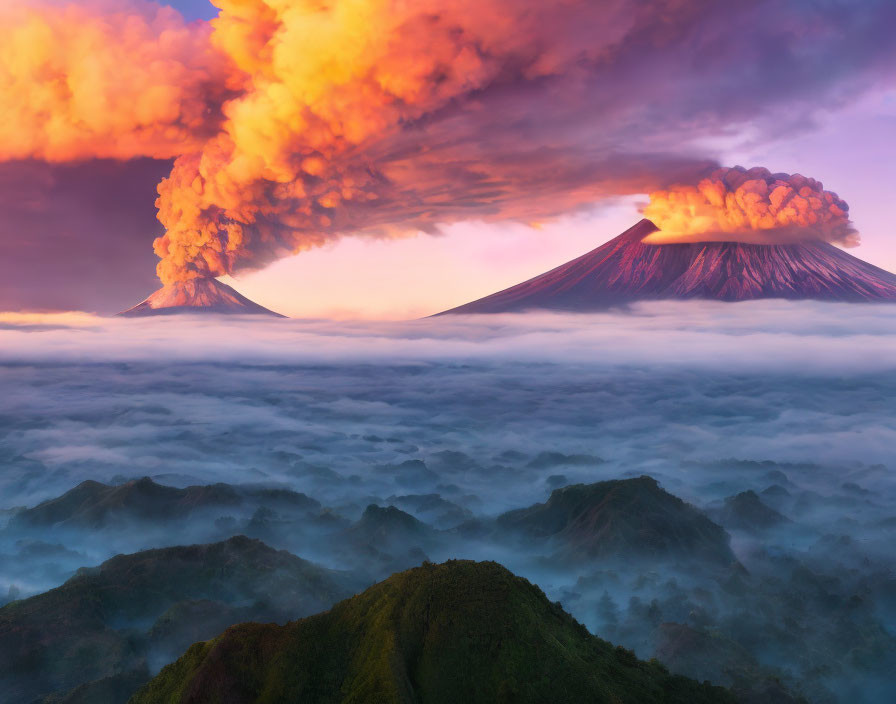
[131,560,736,704]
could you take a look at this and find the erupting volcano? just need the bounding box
[119,279,284,318]
[439,219,896,314]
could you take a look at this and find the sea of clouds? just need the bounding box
[2,300,896,702]
[2,300,895,508]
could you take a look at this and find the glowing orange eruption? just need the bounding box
[0,1,862,288]
[642,167,857,247]
[2,0,693,285]
[0,0,230,162]
[151,0,636,284]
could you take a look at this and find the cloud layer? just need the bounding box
[2,299,896,369]
[2,301,896,702]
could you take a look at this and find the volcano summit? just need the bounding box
[439,219,896,314]
[120,278,284,317]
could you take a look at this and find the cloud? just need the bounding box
[1,299,896,371]
[2,300,895,701]
[0,0,230,162]
[2,302,895,560]
[2,0,895,290]
[642,166,858,245]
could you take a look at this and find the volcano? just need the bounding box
[439,219,896,314]
[119,278,285,317]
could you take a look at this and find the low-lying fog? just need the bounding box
[2,300,895,703]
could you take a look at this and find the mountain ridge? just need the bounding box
[496,476,737,565]
[439,219,896,313]
[130,560,737,704]
[0,536,359,703]
[10,477,320,530]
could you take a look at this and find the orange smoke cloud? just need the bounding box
[642,166,858,247]
[2,1,873,287]
[152,0,667,283]
[0,0,231,162]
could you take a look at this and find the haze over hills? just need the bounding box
[439,219,896,314]
[10,477,321,531]
[496,476,737,565]
[3,466,893,702]
[119,279,284,317]
[0,537,360,703]
[131,560,737,704]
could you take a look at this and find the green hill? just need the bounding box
[131,560,736,704]
[497,476,736,565]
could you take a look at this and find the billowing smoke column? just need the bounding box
[1,0,885,288]
[0,0,716,286]
[0,0,230,162]
[642,166,858,246]
[150,0,670,284]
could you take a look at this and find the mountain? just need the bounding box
[131,560,736,704]
[336,504,438,577]
[385,493,474,529]
[496,476,736,565]
[344,504,434,544]
[10,477,320,530]
[439,219,896,313]
[0,536,361,703]
[709,490,790,533]
[119,278,285,317]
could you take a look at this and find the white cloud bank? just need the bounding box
[2,300,896,373]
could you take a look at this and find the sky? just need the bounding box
[167,0,216,19]
[1,0,895,318]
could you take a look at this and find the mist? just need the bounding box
[1,301,895,702]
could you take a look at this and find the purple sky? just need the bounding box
[165,0,217,20]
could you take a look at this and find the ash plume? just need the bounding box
[642,166,858,246]
[149,0,711,284]
[1,0,894,287]
[0,0,230,162]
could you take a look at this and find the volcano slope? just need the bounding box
[120,278,284,317]
[439,219,896,313]
[131,560,736,704]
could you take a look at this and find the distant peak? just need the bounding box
[359,504,423,527]
[437,218,896,314]
[119,278,285,318]
[632,217,660,233]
